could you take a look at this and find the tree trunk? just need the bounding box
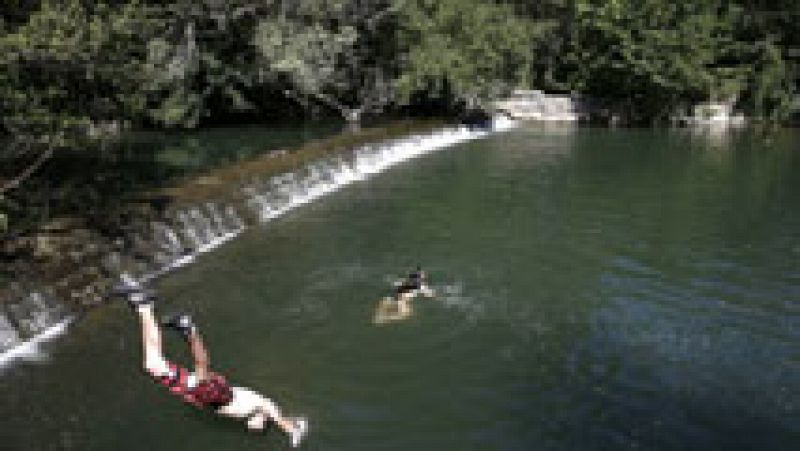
[0,141,56,197]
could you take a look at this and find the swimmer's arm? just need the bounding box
[187,330,211,382]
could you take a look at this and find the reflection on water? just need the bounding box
[131,122,344,177]
[487,123,576,171]
[3,123,343,235]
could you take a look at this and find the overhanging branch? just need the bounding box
[0,140,56,197]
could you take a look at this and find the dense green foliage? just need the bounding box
[1,0,797,135]
[396,0,535,106]
[516,0,797,123]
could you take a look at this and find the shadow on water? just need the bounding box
[1,123,343,238]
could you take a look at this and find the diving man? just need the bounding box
[113,274,308,447]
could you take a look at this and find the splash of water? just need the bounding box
[434,282,486,323]
[0,317,74,370]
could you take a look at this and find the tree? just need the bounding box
[570,0,747,122]
[730,0,798,121]
[253,0,404,125]
[0,0,151,193]
[139,0,267,128]
[395,0,535,110]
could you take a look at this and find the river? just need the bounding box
[1,125,797,450]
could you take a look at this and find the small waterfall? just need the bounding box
[0,290,72,367]
[176,210,205,250]
[134,205,245,283]
[0,119,516,368]
[6,292,67,337]
[241,124,507,222]
[225,205,245,230]
[152,221,184,256]
[151,221,181,269]
[189,207,217,242]
[206,203,228,236]
[0,314,21,351]
[0,317,72,368]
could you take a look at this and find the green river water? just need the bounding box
[1,125,798,450]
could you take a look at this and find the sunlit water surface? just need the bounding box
[2,126,798,450]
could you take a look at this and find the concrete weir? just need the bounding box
[0,118,516,368]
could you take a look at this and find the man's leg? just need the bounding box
[216,387,304,437]
[114,274,170,376]
[135,303,170,376]
[161,313,210,382]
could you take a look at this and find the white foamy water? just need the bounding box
[0,317,74,370]
[435,282,486,323]
[141,228,243,282]
[244,122,513,223]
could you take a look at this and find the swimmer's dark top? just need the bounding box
[396,270,423,294]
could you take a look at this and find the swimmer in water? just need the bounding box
[112,274,308,447]
[373,266,434,324]
[393,266,434,301]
